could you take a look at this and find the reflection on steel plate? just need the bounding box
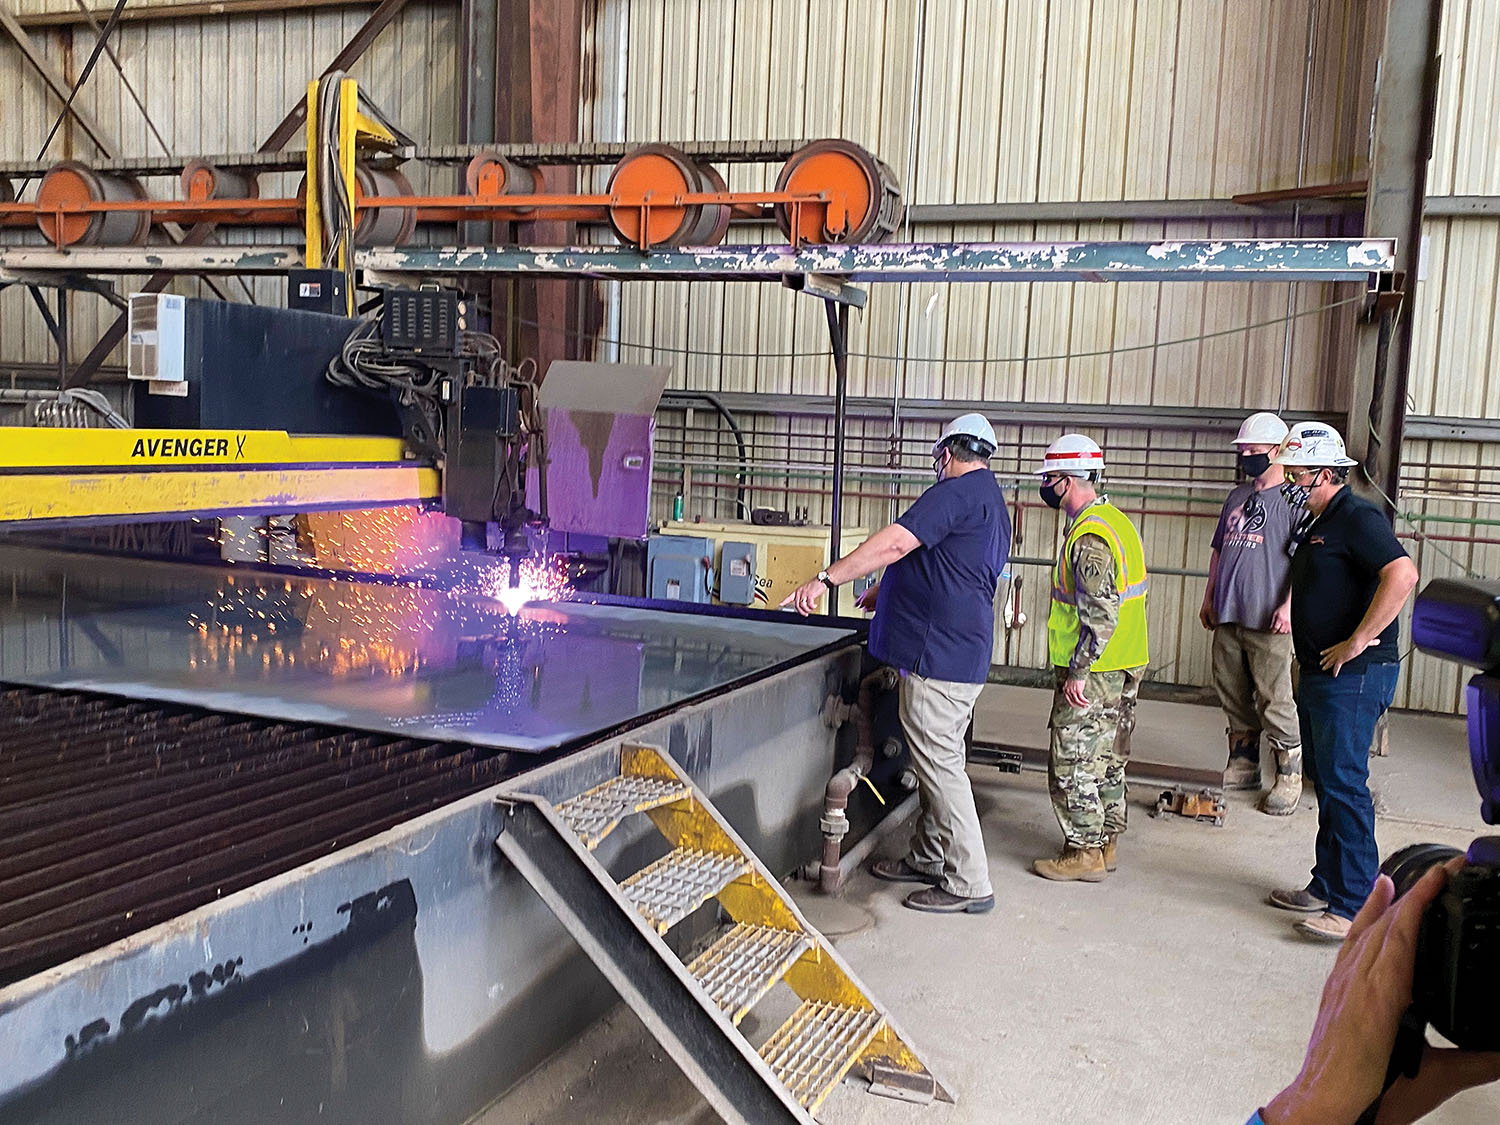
[0,547,852,752]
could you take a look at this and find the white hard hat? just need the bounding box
[1275,421,1358,468]
[1231,411,1289,447]
[1035,433,1105,476]
[932,413,997,458]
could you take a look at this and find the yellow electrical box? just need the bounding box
[764,543,827,609]
[656,520,871,616]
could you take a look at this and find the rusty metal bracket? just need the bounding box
[1151,786,1227,827]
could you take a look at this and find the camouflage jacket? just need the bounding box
[1067,530,1120,678]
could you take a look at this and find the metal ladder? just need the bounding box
[495,743,953,1124]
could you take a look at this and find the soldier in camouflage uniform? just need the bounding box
[1031,435,1150,882]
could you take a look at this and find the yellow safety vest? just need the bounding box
[1048,499,1150,672]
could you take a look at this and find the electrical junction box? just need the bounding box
[766,542,827,608]
[127,293,188,396]
[717,541,757,605]
[382,287,461,356]
[656,521,871,615]
[647,535,713,603]
[287,269,347,314]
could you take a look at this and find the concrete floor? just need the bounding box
[485,691,1500,1124]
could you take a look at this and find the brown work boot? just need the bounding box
[1224,730,1261,791]
[1259,749,1303,816]
[1102,833,1119,872]
[1033,845,1108,882]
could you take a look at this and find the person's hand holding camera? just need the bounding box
[1262,856,1500,1124]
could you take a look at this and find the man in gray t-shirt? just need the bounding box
[1198,412,1303,816]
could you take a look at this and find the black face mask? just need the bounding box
[1238,452,1272,478]
[1040,478,1068,510]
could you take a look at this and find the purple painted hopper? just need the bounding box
[526,360,671,541]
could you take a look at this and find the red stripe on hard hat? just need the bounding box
[1045,450,1103,461]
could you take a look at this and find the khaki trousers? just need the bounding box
[1210,624,1300,752]
[900,673,992,898]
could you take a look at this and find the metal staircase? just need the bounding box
[495,743,953,1124]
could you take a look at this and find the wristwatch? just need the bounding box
[817,569,837,592]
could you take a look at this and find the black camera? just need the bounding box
[1382,578,1500,1051]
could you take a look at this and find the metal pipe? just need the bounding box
[825,299,850,571]
[804,792,920,888]
[55,288,67,384]
[818,666,899,895]
[653,458,1240,497]
[890,0,928,472]
[1279,0,1318,412]
[1363,306,1395,493]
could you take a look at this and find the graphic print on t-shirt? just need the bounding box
[1223,493,1268,550]
[1211,483,1297,633]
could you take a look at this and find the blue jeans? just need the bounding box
[1297,662,1399,919]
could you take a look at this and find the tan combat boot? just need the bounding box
[1224,730,1261,791]
[1259,748,1303,816]
[1102,833,1119,872]
[1033,845,1108,882]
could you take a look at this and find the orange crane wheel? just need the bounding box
[465,153,544,216]
[35,161,150,248]
[353,165,418,247]
[774,139,903,245]
[180,160,259,203]
[606,143,704,248]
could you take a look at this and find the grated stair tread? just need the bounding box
[759,999,885,1112]
[554,774,688,849]
[687,923,813,1025]
[619,847,750,933]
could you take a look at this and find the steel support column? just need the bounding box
[492,0,600,372]
[458,0,497,248]
[1348,0,1443,510]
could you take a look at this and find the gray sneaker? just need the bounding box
[1268,887,1328,913]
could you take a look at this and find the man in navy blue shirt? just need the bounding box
[784,414,1011,914]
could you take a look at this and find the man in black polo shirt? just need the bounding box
[783,414,1011,915]
[1266,422,1419,942]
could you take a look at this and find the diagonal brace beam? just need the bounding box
[0,0,120,156]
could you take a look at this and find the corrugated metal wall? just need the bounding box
[590,0,1500,714]
[583,0,1377,408]
[587,0,1386,695]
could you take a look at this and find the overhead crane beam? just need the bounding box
[0,239,1397,286]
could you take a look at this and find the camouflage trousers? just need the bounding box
[1048,667,1142,848]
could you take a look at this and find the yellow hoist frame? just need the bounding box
[303,77,400,315]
